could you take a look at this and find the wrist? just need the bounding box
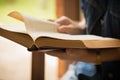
[78,20,86,34]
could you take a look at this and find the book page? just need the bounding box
[14,13,114,41]
[18,15,118,41]
[23,15,59,40]
[0,22,26,33]
[8,11,59,40]
[35,32,115,40]
[8,11,119,41]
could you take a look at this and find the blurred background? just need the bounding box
[0,0,58,80]
[0,0,80,80]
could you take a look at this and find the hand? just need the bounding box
[55,16,86,34]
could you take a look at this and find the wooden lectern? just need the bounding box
[31,48,120,80]
[31,51,45,80]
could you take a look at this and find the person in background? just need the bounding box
[47,0,120,80]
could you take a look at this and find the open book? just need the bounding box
[0,11,120,51]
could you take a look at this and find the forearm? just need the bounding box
[78,19,86,31]
[78,19,86,34]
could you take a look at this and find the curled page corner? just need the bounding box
[8,11,24,22]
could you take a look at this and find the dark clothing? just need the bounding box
[81,0,120,39]
[78,62,120,80]
[79,0,120,80]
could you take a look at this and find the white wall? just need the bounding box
[0,36,58,80]
[0,37,31,80]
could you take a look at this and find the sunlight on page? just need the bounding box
[28,32,113,41]
[8,11,58,32]
[0,22,26,33]
[11,11,114,41]
[24,15,59,37]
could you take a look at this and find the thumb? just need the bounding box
[57,25,69,33]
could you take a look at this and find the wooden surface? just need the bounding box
[56,0,80,20]
[31,48,120,80]
[31,52,45,80]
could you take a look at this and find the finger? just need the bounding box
[57,25,68,33]
[55,16,72,25]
